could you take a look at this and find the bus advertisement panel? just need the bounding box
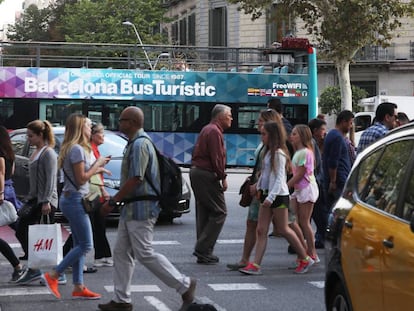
[0,48,317,167]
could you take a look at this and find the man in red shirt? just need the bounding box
[190,104,232,264]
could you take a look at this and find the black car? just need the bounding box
[9,127,191,222]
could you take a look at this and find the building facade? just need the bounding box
[163,0,414,97]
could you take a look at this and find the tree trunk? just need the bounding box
[336,59,352,112]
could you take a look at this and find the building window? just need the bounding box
[266,5,293,46]
[188,13,196,46]
[209,6,227,47]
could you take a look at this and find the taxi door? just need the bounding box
[382,171,414,310]
[340,202,384,311]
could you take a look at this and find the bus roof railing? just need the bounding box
[0,41,309,73]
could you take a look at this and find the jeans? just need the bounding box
[56,191,93,285]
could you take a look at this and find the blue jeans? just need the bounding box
[56,191,93,285]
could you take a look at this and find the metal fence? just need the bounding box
[0,41,272,72]
[1,41,412,71]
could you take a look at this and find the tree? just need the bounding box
[227,0,414,111]
[319,85,368,115]
[60,0,167,45]
[7,4,52,42]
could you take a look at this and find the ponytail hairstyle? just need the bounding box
[27,120,55,148]
[263,121,291,172]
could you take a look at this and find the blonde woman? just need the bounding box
[42,114,110,300]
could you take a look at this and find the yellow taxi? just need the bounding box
[325,123,414,311]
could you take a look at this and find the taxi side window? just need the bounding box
[358,140,414,216]
[403,175,414,222]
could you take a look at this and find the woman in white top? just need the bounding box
[239,121,314,275]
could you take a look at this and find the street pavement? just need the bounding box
[0,170,326,311]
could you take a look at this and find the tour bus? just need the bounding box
[0,39,317,167]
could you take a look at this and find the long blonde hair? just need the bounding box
[58,113,91,168]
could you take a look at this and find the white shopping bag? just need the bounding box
[28,223,63,268]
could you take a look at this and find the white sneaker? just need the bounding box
[93,258,113,267]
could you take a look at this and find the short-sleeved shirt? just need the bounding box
[357,122,388,153]
[291,148,316,190]
[62,144,90,195]
[120,129,160,221]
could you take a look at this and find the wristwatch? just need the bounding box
[108,198,124,207]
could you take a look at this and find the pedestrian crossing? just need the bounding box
[0,233,325,310]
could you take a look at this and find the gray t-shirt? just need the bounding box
[62,144,90,195]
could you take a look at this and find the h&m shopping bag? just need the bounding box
[28,223,63,268]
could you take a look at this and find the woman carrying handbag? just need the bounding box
[0,126,28,283]
[15,120,60,284]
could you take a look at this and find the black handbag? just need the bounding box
[238,145,264,207]
[239,179,253,207]
[17,148,47,218]
[17,197,39,218]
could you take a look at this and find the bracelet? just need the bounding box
[0,191,4,194]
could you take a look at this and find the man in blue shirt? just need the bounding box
[99,107,196,311]
[322,110,354,213]
[357,102,398,153]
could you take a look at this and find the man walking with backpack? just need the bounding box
[190,104,232,264]
[99,106,196,311]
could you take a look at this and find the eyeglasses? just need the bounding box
[118,118,131,122]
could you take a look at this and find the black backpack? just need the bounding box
[124,136,183,214]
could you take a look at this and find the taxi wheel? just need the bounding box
[327,281,353,311]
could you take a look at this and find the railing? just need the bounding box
[1,41,412,72]
[0,41,273,72]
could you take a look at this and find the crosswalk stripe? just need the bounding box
[0,287,50,296]
[104,285,161,292]
[309,281,325,289]
[216,239,244,244]
[144,296,172,311]
[208,283,266,291]
[153,241,180,245]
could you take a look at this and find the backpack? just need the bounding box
[124,136,183,214]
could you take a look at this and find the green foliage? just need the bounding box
[6,0,167,45]
[228,0,413,62]
[319,85,368,115]
[7,5,52,41]
[61,0,167,44]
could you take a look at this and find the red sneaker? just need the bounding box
[72,287,101,300]
[42,272,61,299]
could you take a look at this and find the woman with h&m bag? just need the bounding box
[15,120,59,284]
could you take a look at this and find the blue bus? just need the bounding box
[0,40,317,167]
